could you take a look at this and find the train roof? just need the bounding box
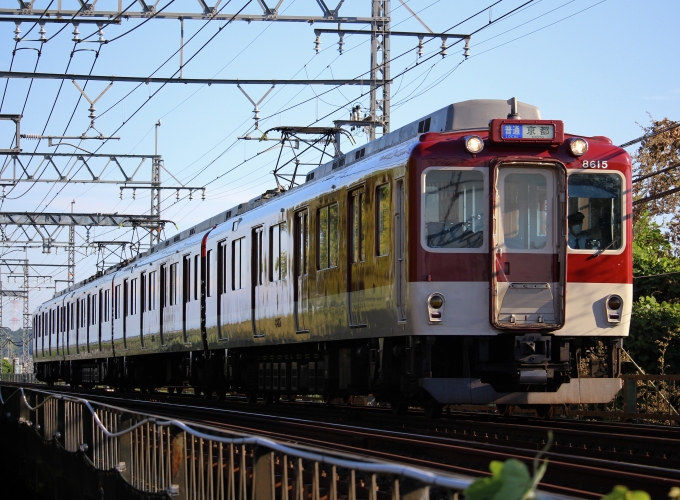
[52,99,540,300]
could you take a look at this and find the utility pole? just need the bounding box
[21,249,30,374]
[151,120,162,247]
[370,0,390,140]
[68,200,75,286]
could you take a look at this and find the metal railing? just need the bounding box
[0,385,473,500]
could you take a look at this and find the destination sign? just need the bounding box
[501,123,555,140]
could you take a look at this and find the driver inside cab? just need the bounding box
[568,211,588,249]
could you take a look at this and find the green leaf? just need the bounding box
[601,485,651,500]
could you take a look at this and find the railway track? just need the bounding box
[6,383,679,499]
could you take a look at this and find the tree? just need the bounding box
[1,358,12,374]
[632,116,680,249]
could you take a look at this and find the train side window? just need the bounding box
[318,203,339,270]
[70,302,75,330]
[567,172,622,251]
[130,279,137,315]
[270,222,288,281]
[104,290,110,322]
[233,237,244,290]
[424,169,485,249]
[376,184,391,256]
[170,263,178,305]
[296,211,308,276]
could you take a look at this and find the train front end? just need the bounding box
[410,105,632,408]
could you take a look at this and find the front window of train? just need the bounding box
[424,169,485,249]
[567,172,623,251]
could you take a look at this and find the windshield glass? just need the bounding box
[567,173,622,250]
[423,169,484,249]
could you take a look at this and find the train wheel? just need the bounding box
[535,405,554,419]
[496,404,514,417]
[424,402,443,419]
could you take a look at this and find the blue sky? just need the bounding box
[0,0,678,315]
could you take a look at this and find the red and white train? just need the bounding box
[32,99,631,416]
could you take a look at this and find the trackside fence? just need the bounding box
[0,385,472,500]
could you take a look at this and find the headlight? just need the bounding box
[464,135,484,154]
[568,138,589,156]
[429,294,444,309]
[607,295,622,311]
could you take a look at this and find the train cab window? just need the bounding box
[376,184,391,256]
[424,169,485,249]
[206,250,213,296]
[233,237,244,290]
[568,172,622,251]
[270,222,288,281]
[318,203,339,269]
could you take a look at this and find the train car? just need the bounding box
[33,98,632,416]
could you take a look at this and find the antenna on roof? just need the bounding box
[507,97,521,119]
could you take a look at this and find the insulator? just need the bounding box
[39,24,46,42]
[202,188,206,201]
[440,37,447,58]
[417,37,424,58]
[20,133,41,140]
[119,188,123,200]
[14,23,21,42]
[176,189,180,201]
[132,188,136,200]
[88,104,96,121]
[464,37,470,60]
[314,33,321,54]
[72,24,80,42]
[338,34,344,55]
[97,24,105,43]
[189,190,193,201]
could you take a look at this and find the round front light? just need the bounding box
[607,295,622,310]
[569,138,589,156]
[464,135,484,154]
[429,294,444,309]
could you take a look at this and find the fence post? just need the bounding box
[624,378,637,418]
[19,388,31,425]
[118,416,133,484]
[252,446,275,500]
[169,429,187,500]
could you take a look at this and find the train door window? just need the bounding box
[502,173,549,250]
[350,190,366,263]
[123,280,129,318]
[270,222,287,281]
[169,263,178,305]
[423,169,485,249]
[160,265,167,308]
[70,302,75,330]
[567,172,622,251]
[194,255,199,300]
[130,279,137,315]
[114,285,121,319]
[104,290,110,322]
[206,250,213,296]
[218,241,227,294]
[296,211,308,276]
[233,237,244,289]
[148,271,156,311]
[318,203,339,270]
[183,255,191,302]
[140,273,146,313]
[251,228,263,286]
[376,184,391,256]
[90,294,97,325]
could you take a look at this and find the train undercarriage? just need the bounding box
[35,333,623,417]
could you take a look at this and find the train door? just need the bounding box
[139,272,146,347]
[160,264,166,345]
[348,187,367,327]
[251,226,264,338]
[491,163,565,329]
[294,209,310,333]
[123,279,129,349]
[395,179,407,322]
[182,255,190,342]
